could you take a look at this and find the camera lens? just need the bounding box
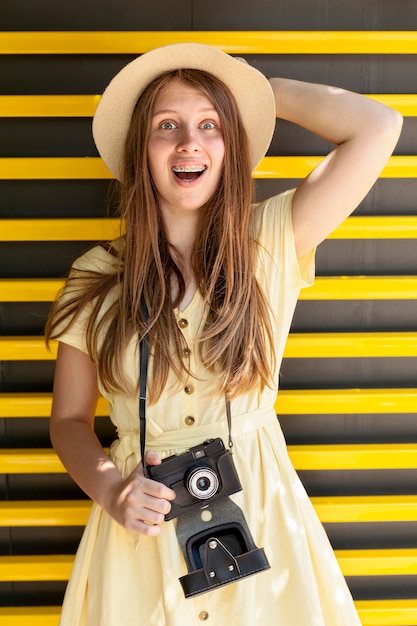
[186,467,219,500]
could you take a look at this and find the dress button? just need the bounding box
[184,384,194,395]
[183,348,191,358]
[178,318,188,329]
[185,416,195,426]
[199,612,209,621]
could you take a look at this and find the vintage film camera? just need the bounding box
[147,437,270,597]
[147,437,242,520]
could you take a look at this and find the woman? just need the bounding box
[46,43,402,625]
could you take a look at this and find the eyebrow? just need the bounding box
[152,106,218,116]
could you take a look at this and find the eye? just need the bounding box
[200,120,216,130]
[160,120,177,130]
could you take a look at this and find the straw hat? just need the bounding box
[92,42,276,180]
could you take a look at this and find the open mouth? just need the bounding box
[172,165,206,182]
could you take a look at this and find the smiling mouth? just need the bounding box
[172,165,206,181]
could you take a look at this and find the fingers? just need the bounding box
[107,460,176,536]
[104,450,178,535]
[129,489,170,528]
[144,449,162,466]
[141,451,176,502]
[111,479,170,534]
[142,473,176,503]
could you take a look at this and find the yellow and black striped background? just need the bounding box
[0,1,416,623]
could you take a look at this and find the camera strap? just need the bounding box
[139,298,150,478]
[138,300,233,477]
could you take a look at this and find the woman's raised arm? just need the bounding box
[269,77,403,258]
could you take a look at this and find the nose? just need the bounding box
[177,125,201,152]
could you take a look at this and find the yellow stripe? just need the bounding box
[0,555,72,582]
[1,31,417,54]
[0,450,66,474]
[1,93,416,117]
[284,331,417,358]
[289,443,417,470]
[0,501,92,527]
[0,278,63,302]
[355,599,417,626]
[0,157,111,179]
[3,331,417,360]
[1,276,416,303]
[37,329,416,360]
[366,94,417,117]
[0,337,57,360]
[0,603,415,626]
[1,495,415,526]
[312,495,417,523]
[0,549,415,582]
[3,387,417,417]
[255,155,417,179]
[300,276,417,300]
[0,607,60,626]
[336,549,417,577]
[276,388,417,415]
[0,393,109,418]
[0,95,100,117]
[331,215,417,239]
[0,389,415,418]
[1,443,416,473]
[1,155,415,180]
[2,216,417,241]
[0,218,122,242]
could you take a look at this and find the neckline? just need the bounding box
[175,288,201,315]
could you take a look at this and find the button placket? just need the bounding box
[175,312,199,426]
[182,380,198,429]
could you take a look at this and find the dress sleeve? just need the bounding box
[254,188,315,290]
[52,244,118,355]
[53,297,92,354]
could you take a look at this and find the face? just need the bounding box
[147,78,225,220]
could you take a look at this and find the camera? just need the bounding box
[147,438,242,520]
[147,437,270,597]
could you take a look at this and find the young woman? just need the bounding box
[46,43,402,625]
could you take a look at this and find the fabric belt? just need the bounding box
[111,407,277,465]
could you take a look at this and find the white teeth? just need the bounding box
[172,165,206,173]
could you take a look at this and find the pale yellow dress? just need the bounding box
[56,189,361,625]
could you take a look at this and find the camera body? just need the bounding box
[147,438,242,520]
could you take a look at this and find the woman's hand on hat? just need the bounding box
[234,56,249,65]
[104,451,176,535]
[234,56,271,80]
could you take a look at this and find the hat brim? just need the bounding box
[92,43,276,180]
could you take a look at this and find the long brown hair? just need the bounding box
[46,69,275,403]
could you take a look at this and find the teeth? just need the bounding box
[172,165,206,173]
